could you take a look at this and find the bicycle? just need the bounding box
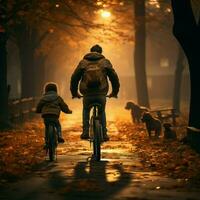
[45,122,58,161]
[89,103,104,161]
[77,95,111,161]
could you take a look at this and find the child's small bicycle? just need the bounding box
[45,122,58,161]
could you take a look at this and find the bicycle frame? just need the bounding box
[79,95,110,161]
[46,122,58,161]
[89,104,103,161]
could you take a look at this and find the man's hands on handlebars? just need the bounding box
[72,93,118,99]
[107,93,118,98]
[67,110,73,114]
[72,93,82,99]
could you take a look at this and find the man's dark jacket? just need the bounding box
[70,52,120,97]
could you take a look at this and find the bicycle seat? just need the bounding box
[45,119,57,125]
[88,103,102,109]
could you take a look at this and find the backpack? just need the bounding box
[83,60,107,89]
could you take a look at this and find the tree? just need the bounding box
[14,0,109,97]
[0,0,10,128]
[0,0,101,127]
[5,0,104,98]
[171,0,200,128]
[14,23,50,97]
[133,0,150,107]
[132,0,172,108]
[0,28,9,129]
[146,0,189,113]
[0,0,36,127]
[173,46,186,114]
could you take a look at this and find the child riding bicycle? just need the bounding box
[36,82,72,148]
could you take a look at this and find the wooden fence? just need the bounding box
[8,97,39,121]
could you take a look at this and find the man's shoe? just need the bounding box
[58,137,65,143]
[103,134,110,142]
[80,133,89,140]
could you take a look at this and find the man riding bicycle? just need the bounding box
[70,44,120,141]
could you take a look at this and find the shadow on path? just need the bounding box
[47,160,132,199]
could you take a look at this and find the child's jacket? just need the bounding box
[36,91,71,117]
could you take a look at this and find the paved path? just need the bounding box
[1,118,200,200]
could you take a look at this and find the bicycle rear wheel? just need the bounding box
[93,119,102,161]
[48,124,57,161]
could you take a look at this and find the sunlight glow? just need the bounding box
[97,1,102,6]
[148,0,158,5]
[106,169,120,183]
[101,10,111,18]
[156,4,160,8]
[148,0,160,9]
[166,8,171,13]
[49,28,54,33]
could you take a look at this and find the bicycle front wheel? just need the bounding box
[48,124,57,161]
[93,119,102,161]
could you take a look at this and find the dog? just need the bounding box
[141,112,162,137]
[125,101,149,123]
[163,123,177,140]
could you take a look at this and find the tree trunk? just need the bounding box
[173,46,185,113]
[133,0,150,108]
[19,45,36,98]
[34,55,47,96]
[0,31,10,129]
[0,0,11,129]
[15,23,37,98]
[171,0,200,128]
[15,23,49,98]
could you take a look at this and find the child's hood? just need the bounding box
[42,91,59,102]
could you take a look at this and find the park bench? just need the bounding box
[150,108,179,126]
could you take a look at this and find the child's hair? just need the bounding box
[44,82,58,93]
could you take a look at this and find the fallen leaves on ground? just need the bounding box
[115,120,200,183]
[1,115,200,186]
[0,119,45,181]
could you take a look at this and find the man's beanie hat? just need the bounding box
[90,44,102,53]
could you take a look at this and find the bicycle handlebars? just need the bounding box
[72,95,117,99]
